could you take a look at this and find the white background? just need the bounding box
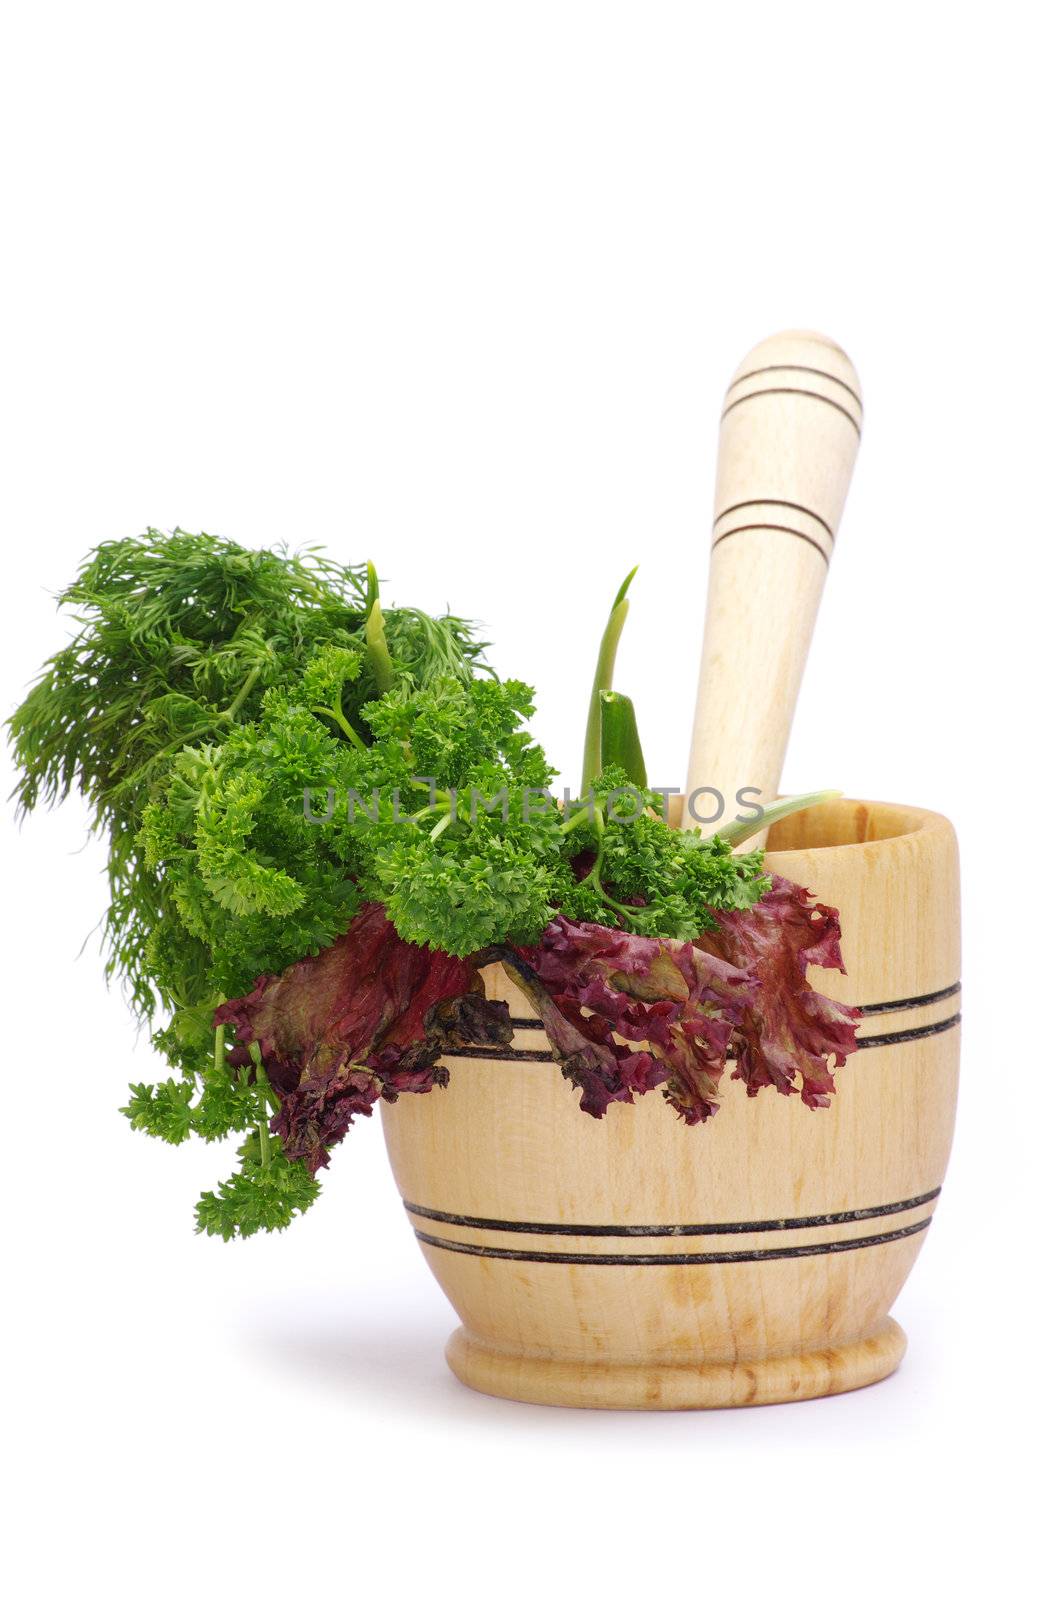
[2,3,1056,1595]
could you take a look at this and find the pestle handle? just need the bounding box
[682,330,862,835]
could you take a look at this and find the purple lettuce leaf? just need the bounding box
[698,874,860,1108]
[513,876,859,1122]
[216,902,513,1172]
[513,920,758,1122]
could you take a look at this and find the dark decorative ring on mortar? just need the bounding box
[413,1215,932,1267]
[403,1185,942,1239]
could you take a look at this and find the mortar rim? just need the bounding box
[665,794,954,857]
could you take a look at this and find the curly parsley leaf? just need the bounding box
[194,1133,321,1240]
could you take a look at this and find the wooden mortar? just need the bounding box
[382,798,960,1408]
[382,334,959,1408]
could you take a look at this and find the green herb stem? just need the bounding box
[559,802,595,835]
[599,689,647,787]
[579,566,637,797]
[365,598,396,695]
[713,788,842,848]
[223,664,262,720]
[250,1046,272,1169]
[311,702,368,750]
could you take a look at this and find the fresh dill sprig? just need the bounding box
[8,531,494,1237]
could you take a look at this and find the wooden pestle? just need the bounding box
[682,330,862,836]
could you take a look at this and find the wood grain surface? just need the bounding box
[382,797,960,1409]
[684,331,862,833]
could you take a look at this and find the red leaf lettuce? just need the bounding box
[511,874,859,1121]
[215,901,512,1172]
[216,877,859,1175]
